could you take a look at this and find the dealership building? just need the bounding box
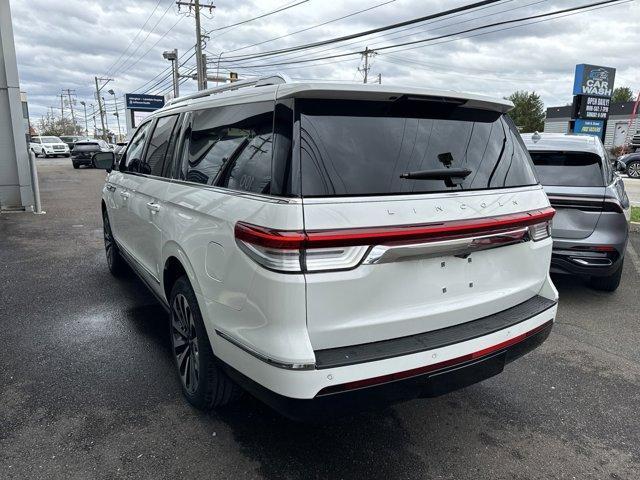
[544,101,639,150]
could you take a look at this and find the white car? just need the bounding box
[30,136,70,157]
[93,76,558,420]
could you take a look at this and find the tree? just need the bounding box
[611,87,634,103]
[505,91,545,133]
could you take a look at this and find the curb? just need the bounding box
[631,222,640,233]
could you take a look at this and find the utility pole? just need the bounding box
[102,96,109,141]
[176,1,215,91]
[94,76,112,141]
[59,94,65,133]
[62,89,77,134]
[358,46,377,84]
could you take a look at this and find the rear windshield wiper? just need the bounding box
[400,168,471,187]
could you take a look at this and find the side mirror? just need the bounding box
[92,151,115,171]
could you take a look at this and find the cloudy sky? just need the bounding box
[8,0,640,125]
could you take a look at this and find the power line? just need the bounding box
[214,0,514,73]
[103,0,166,76]
[118,15,186,76]
[219,0,504,63]
[220,0,397,56]
[206,0,309,33]
[213,0,628,69]
[110,0,176,77]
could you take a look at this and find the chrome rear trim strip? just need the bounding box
[362,228,528,264]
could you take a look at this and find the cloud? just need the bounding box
[8,0,640,121]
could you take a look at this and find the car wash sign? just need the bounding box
[573,64,616,98]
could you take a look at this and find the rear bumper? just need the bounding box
[224,321,553,421]
[550,249,622,276]
[216,295,557,420]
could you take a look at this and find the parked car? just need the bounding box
[93,78,558,420]
[29,136,70,157]
[60,135,87,151]
[616,151,640,178]
[524,133,630,291]
[71,139,112,169]
[629,131,640,152]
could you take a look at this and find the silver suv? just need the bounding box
[524,133,630,291]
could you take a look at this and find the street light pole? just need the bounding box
[90,104,97,138]
[79,101,88,137]
[163,49,179,98]
[108,89,121,142]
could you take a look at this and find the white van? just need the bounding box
[93,76,558,419]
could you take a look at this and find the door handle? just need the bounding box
[106,185,116,192]
[146,202,161,213]
[120,191,130,200]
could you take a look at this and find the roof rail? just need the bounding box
[164,73,291,107]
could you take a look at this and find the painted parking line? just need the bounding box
[627,240,640,274]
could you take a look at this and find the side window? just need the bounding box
[162,115,183,178]
[180,102,274,188]
[183,127,247,185]
[225,129,273,194]
[144,115,179,177]
[123,121,152,173]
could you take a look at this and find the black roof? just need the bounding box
[546,101,637,119]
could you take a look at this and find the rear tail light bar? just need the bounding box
[235,207,555,273]
[548,195,625,214]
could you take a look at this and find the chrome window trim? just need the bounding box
[120,170,302,204]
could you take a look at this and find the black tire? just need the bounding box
[589,259,624,292]
[627,160,640,179]
[65,153,71,158]
[73,162,79,169]
[169,275,241,410]
[102,209,127,277]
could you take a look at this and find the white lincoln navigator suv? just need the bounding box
[94,76,558,420]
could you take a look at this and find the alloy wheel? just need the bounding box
[172,293,199,394]
[103,212,115,268]
[628,161,640,178]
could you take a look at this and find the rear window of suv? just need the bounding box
[297,99,538,197]
[73,143,100,151]
[528,151,604,187]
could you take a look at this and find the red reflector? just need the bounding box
[317,320,553,396]
[571,245,616,252]
[236,207,555,249]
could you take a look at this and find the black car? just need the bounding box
[60,135,88,151]
[617,152,640,179]
[71,140,111,169]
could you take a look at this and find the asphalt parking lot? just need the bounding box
[1,159,640,480]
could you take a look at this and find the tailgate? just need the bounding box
[302,188,552,350]
[544,186,605,240]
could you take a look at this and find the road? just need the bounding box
[623,177,640,206]
[1,159,640,480]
